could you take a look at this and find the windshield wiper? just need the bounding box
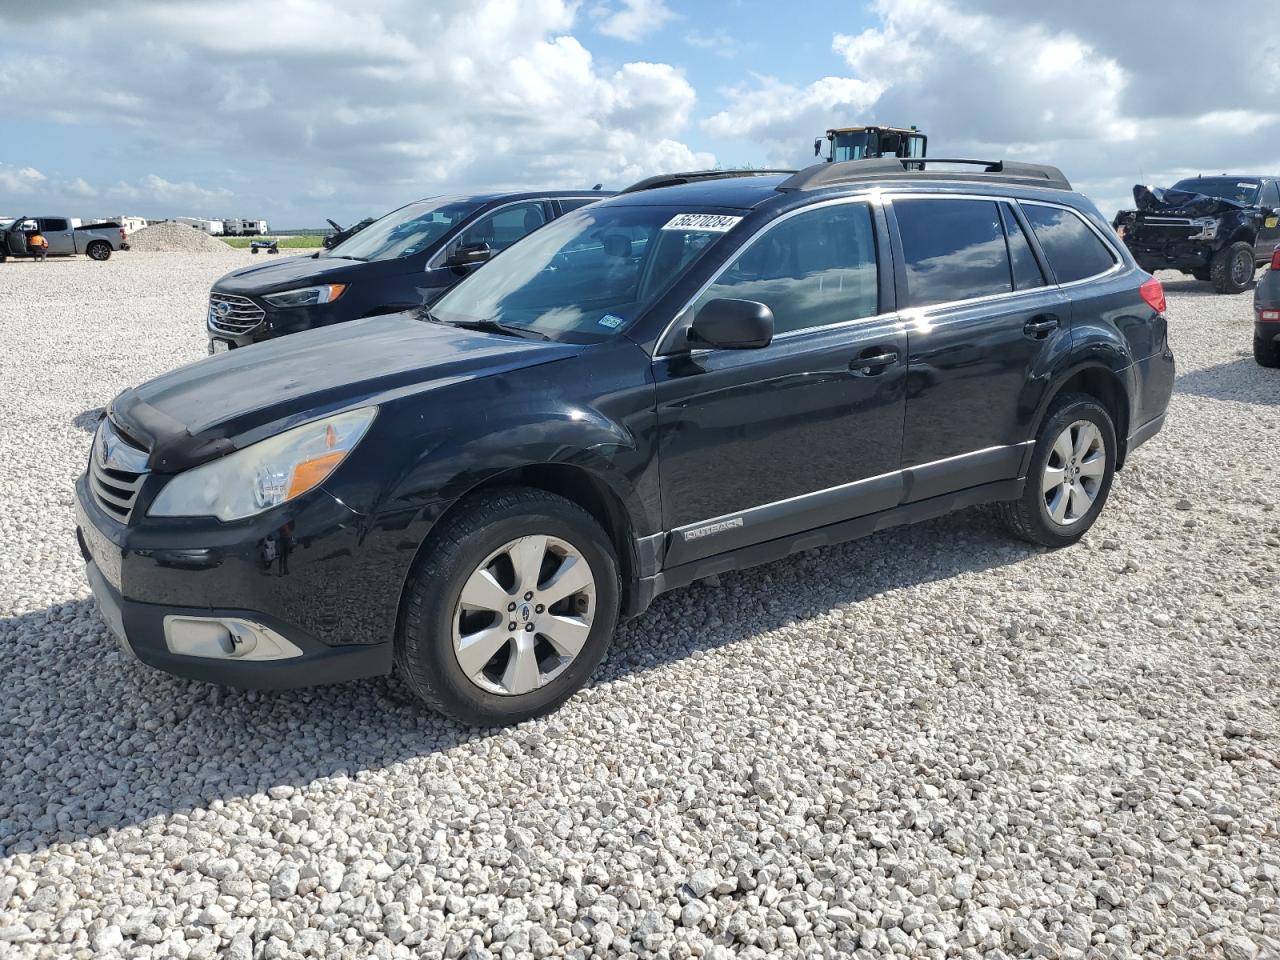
[443,318,551,341]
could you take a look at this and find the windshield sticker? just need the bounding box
[598,314,625,329]
[662,213,743,233]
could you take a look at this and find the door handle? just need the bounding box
[850,348,900,376]
[1024,314,1060,339]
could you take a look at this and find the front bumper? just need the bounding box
[74,476,398,690]
[1125,239,1216,272]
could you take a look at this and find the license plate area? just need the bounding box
[77,502,124,592]
[209,338,232,355]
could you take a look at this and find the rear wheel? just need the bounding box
[1211,241,1254,294]
[1255,337,1280,368]
[395,487,620,726]
[86,241,111,261]
[997,393,1116,548]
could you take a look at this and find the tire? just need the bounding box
[1211,241,1255,294]
[395,486,620,726]
[997,393,1117,548]
[1255,337,1280,368]
[1191,268,1212,283]
[86,241,111,261]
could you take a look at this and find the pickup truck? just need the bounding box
[1113,176,1280,294]
[0,216,130,262]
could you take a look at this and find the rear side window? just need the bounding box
[999,203,1046,291]
[895,199,1012,307]
[1020,204,1117,284]
[694,202,879,335]
[40,218,69,232]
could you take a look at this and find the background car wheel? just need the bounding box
[1191,268,1212,283]
[996,393,1116,548]
[395,486,620,726]
[1211,241,1254,294]
[87,241,112,261]
[1255,337,1280,368]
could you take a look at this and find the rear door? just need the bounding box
[1257,181,1280,262]
[39,218,74,255]
[653,199,908,566]
[888,196,1069,497]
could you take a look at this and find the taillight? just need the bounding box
[1139,276,1166,315]
[120,229,127,242]
[1271,246,1280,271]
[1260,309,1280,322]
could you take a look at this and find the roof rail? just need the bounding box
[776,158,1073,193]
[620,169,797,194]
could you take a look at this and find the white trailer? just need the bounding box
[176,217,225,235]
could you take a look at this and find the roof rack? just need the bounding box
[776,158,1073,193]
[620,169,797,194]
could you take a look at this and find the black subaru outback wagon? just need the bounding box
[77,158,1175,725]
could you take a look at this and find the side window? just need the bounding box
[40,218,69,232]
[693,203,879,336]
[1262,182,1280,210]
[558,198,599,214]
[1020,204,1117,284]
[895,199,1012,308]
[457,202,548,253]
[999,203,1046,291]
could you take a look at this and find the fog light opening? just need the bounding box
[163,616,303,661]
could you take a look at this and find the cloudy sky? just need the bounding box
[1,0,1277,226]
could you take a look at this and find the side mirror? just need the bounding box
[447,242,492,267]
[689,298,774,350]
[813,137,822,157]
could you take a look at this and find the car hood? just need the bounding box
[211,252,415,294]
[1132,184,1252,218]
[110,314,581,472]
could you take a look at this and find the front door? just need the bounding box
[653,200,907,567]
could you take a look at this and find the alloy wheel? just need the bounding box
[1232,249,1253,287]
[1042,419,1106,525]
[451,534,596,696]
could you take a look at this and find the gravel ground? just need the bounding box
[0,254,1277,960]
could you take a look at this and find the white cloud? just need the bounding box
[592,0,676,43]
[702,0,1280,218]
[0,0,708,222]
[0,163,47,194]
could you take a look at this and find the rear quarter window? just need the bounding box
[1020,204,1117,284]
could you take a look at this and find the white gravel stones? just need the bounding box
[125,221,236,254]
[1,258,1279,958]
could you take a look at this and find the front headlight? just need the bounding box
[263,283,347,308]
[1188,218,1220,241]
[148,407,376,521]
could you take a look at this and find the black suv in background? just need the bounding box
[1256,245,1280,367]
[78,158,1174,725]
[206,190,609,352]
[1114,176,1280,294]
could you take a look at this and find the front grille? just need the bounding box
[208,291,266,335]
[89,420,149,523]
[1133,217,1195,242]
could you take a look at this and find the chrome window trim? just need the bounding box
[671,441,1032,535]
[652,194,884,358]
[425,198,553,270]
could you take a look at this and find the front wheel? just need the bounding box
[86,241,112,261]
[997,393,1117,548]
[395,487,620,726]
[1211,241,1254,294]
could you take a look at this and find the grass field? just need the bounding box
[220,235,325,249]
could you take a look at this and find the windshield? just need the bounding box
[431,205,737,342]
[1171,178,1261,205]
[831,132,876,162]
[324,197,480,261]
